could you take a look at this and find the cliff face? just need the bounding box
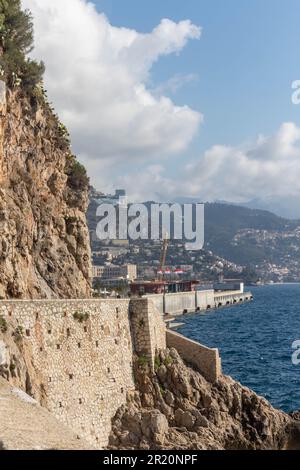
[0,81,91,299]
[109,349,298,450]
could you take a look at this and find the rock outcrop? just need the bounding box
[109,348,298,450]
[0,81,91,299]
[0,315,35,396]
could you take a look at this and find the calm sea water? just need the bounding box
[177,284,300,412]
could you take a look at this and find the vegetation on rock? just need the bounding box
[109,348,294,450]
[0,316,7,333]
[66,157,90,191]
[13,326,23,342]
[137,355,149,369]
[73,311,90,323]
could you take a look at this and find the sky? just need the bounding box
[23,0,300,217]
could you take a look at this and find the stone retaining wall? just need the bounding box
[166,330,222,383]
[0,297,223,448]
[0,298,165,448]
[130,298,166,369]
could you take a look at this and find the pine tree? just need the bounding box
[0,0,44,92]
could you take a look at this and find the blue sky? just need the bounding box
[96,0,300,153]
[26,0,300,216]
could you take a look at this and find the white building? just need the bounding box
[92,264,137,282]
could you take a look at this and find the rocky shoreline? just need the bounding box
[109,348,300,450]
[1,313,300,450]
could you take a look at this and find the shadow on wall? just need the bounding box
[0,440,5,450]
[286,422,300,450]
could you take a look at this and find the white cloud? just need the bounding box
[117,123,300,204]
[118,164,178,202]
[152,73,199,96]
[23,1,298,211]
[22,0,202,188]
[187,122,300,202]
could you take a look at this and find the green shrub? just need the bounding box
[66,158,89,191]
[21,59,45,92]
[73,311,89,323]
[0,315,8,333]
[14,325,23,342]
[137,355,149,368]
[154,355,161,372]
[164,356,173,367]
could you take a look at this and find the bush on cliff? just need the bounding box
[0,0,44,92]
[66,157,90,191]
[0,315,7,333]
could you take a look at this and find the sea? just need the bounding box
[176,283,300,413]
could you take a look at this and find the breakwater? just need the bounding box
[146,289,253,316]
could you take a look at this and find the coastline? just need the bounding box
[175,284,300,414]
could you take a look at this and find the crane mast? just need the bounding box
[158,234,169,281]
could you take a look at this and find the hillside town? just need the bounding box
[88,190,243,293]
[88,189,300,293]
[233,228,300,282]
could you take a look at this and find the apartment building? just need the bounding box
[92,264,137,281]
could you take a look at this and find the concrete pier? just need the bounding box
[146,289,253,317]
[214,290,253,308]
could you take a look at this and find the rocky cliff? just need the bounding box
[109,349,300,450]
[0,80,91,299]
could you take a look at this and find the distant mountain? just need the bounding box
[173,196,300,220]
[239,197,300,220]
